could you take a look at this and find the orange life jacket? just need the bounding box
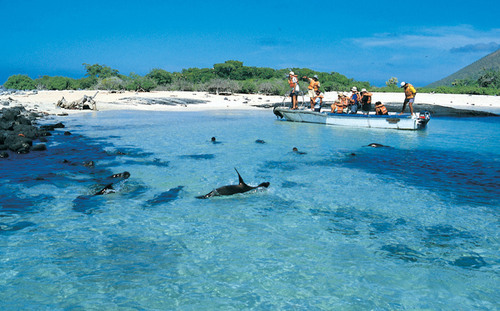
[375,103,388,115]
[308,79,320,90]
[334,102,344,113]
[404,84,416,99]
[289,75,297,88]
[341,97,349,107]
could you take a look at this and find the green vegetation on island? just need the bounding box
[3,56,500,95]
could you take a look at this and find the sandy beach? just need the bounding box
[1,90,499,115]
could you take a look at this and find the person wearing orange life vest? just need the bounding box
[400,81,417,116]
[360,88,372,115]
[375,101,388,115]
[331,93,345,113]
[331,100,344,113]
[312,89,324,112]
[340,92,349,113]
[303,75,320,110]
[288,71,300,109]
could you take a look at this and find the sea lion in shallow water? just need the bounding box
[94,171,131,195]
[196,168,270,199]
[366,143,390,148]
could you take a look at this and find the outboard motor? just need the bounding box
[416,111,431,129]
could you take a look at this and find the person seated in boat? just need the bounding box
[341,93,350,113]
[349,87,360,114]
[375,101,388,115]
[332,99,344,114]
[331,93,342,113]
[360,88,372,115]
[312,90,324,112]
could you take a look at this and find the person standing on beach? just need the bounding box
[288,71,300,109]
[360,88,372,115]
[400,81,417,115]
[304,75,320,110]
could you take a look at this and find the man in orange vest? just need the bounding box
[400,81,417,116]
[304,75,320,110]
[288,71,300,109]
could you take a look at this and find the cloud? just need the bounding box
[352,25,500,52]
[450,42,500,53]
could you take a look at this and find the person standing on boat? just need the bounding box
[304,75,321,110]
[360,88,372,115]
[400,81,416,116]
[349,86,360,114]
[312,90,324,112]
[288,71,300,109]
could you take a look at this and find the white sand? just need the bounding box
[1,90,499,115]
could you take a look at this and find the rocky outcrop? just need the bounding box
[0,107,62,155]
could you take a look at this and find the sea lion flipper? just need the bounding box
[94,183,114,195]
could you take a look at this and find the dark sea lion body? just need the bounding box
[367,143,390,148]
[94,171,131,195]
[196,168,270,199]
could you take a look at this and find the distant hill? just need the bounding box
[427,49,500,87]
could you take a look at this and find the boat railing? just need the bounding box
[281,91,306,109]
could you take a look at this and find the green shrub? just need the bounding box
[258,79,287,95]
[238,80,258,94]
[97,77,125,90]
[125,74,157,92]
[146,68,172,85]
[3,74,36,90]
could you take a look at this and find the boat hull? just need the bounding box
[274,107,430,130]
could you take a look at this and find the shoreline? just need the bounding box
[1,90,499,116]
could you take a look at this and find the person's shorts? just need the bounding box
[404,98,415,104]
[308,89,315,98]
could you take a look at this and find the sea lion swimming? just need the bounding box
[366,143,390,148]
[146,186,184,206]
[94,171,131,195]
[196,168,270,199]
[292,147,307,154]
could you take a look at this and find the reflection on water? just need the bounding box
[0,111,499,309]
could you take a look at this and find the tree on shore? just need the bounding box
[3,60,498,95]
[4,74,35,90]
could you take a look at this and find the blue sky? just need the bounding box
[1,0,499,86]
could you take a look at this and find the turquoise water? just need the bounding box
[1,110,499,310]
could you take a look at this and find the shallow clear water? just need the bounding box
[1,110,499,310]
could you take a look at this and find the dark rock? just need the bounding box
[12,124,40,139]
[1,107,24,121]
[0,120,14,130]
[64,131,71,135]
[0,151,8,158]
[15,142,31,154]
[40,122,65,131]
[32,144,47,151]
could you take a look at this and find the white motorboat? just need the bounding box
[273,107,431,130]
